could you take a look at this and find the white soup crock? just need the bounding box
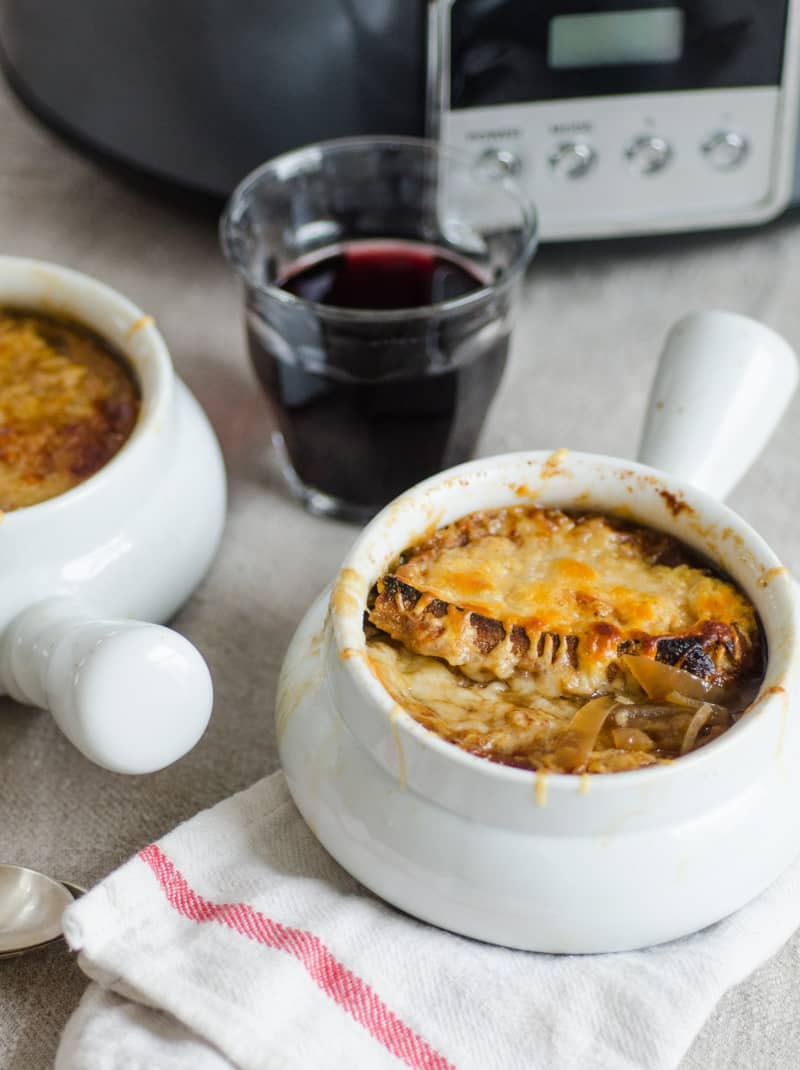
[0,257,226,773]
[277,310,800,952]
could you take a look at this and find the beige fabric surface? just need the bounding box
[0,76,799,1070]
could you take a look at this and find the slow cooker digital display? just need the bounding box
[548,8,684,70]
[448,0,789,108]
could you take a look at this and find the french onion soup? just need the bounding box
[365,506,765,775]
[0,309,139,511]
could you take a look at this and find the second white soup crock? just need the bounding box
[0,257,226,774]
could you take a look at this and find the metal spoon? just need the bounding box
[0,863,82,959]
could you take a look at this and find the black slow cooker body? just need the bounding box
[0,0,427,196]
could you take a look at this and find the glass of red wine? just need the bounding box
[221,137,537,522]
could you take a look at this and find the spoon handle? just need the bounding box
[0,598,213,773]
[637,310,798,500]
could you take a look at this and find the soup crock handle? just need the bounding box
[0,599,213,774]
[637,310,798,500]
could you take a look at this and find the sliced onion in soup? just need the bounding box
[621,654,728,704]
[559,696,617,771]
[680,703,714,755]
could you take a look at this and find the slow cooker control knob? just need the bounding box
[476,146,522,179]
[702,130,749,171]
[625,135,673,175]
[548,142,596,179]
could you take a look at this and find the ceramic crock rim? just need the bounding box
[0,255,173,522]
[330,449,796,795]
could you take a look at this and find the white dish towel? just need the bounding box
[56,771,800,1070]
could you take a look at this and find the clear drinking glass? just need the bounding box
[220,136,537,522]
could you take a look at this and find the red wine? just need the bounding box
[247,240,512,516]
[279,241,484,309]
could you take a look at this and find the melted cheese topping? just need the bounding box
[0,310,139,510]
[366,506,764,775]
[396,511,754,636]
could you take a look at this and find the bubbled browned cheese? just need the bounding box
[366,507,764,774]
[0,309,139,511]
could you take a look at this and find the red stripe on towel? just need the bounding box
[138,844,455,1070]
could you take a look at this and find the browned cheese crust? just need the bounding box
[0,309,140,511]
[365,507,765,773]
[369,507,760,700]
